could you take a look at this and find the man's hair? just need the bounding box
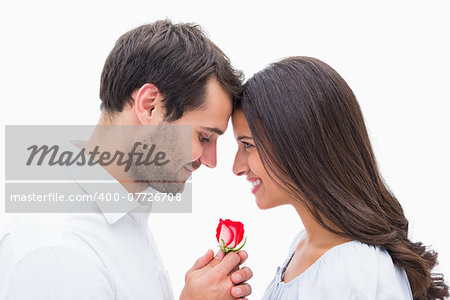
[100,20,243,121]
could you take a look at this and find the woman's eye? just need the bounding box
[241,141,254,149]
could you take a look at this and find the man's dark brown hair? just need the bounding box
[100,20,243,121]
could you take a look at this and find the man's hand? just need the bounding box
[180,249,253,300]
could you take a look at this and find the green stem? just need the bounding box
[230,237,247,252]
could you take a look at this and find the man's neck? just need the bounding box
[83,115,148,194]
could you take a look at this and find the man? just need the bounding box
[0,20,252,299]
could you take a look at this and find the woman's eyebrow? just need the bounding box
[237,136,253,141]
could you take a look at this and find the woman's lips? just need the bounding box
[249,178,262,194]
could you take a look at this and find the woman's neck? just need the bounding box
[292,202,352,249]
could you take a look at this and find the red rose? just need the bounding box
[216,219,246,253]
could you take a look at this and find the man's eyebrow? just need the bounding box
[237,136,253,141]
[201,126,224,136]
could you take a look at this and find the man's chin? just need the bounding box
[147,180,186,194]
[168,181,186,194]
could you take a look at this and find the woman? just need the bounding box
[232,57,448,299]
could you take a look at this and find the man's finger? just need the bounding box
[231,283,252,298]
[215,251,241,276]
[227,251,247,275]
[185,249,214,281]
[236,250,248,264]
[230,265,239,275]
[207,249,225,268]
[231,266,253,284]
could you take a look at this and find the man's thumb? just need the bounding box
[185,249,214,282]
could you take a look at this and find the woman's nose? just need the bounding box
[233,152,249,176]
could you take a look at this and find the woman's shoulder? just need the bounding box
[319,239,398,277]
[289,231,401,274]
[287,231,413,299]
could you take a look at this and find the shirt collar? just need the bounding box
[77,176,152,225]
[65,141,153,225]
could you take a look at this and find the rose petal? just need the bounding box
[219,224,235,247]
[216,219,245,249]
[216,218,224,243]
[222,219,244,247]
[234,222,244,245]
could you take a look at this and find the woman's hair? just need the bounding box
[241,56,448,299]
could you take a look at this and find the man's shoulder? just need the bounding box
[2,214,63,259]
[0,238,115,300]
[1,214,115,296]
[1,213,110,264]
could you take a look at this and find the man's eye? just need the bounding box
[199,134,210,143]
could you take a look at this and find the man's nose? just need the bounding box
[199,141,217,168]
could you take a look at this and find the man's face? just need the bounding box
[128,76,233,193]
[170,76,233,173]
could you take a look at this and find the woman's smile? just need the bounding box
[248,177,262,194]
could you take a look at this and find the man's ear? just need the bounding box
[133,83,164,124]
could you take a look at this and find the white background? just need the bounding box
[1,1,449,298]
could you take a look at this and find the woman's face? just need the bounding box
[232,109,292,209]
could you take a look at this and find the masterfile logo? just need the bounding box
[4,125,193,213]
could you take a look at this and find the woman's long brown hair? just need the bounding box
[241,56,448,299]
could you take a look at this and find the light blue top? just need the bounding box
[263,231,413,300]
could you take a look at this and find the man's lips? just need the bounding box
[183,166,193,175]
[248,177,262,194]
[183,160,201,176]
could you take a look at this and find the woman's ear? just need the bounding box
[133,83,164,124]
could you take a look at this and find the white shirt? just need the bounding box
[0,162,175,300]
[263,231,413,300]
